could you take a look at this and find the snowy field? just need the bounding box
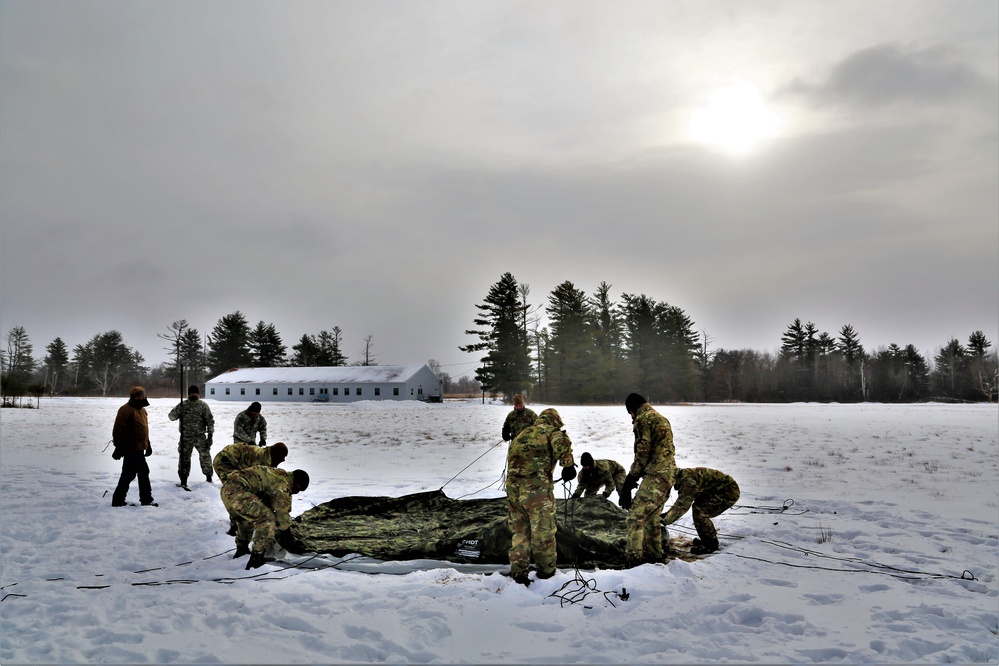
[1,398,996,664]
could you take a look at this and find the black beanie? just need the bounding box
[188,385,200,394]
[249,401,262,413]
[581,452,593,467]
[293,469,310,492]
[625,393,647,414]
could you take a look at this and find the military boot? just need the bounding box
[233,542,251,558]
[245,551,267,570]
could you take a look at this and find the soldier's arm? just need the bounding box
[272,489,293,532]
[662,490,695,525]
[168,403,182,422]
[205,405,215,434]
[629,422,651,477]
[553,430,575,468]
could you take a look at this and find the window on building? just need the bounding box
[393,387,399,396]
[356,387,362,395]
[333,388,339,395]
[418,388,423,395]
[255,388,260,395]
[240,388,245,395]
[273,388,278,395]
[210,388,215,395]
[411,388,414,395]
[287,388,293,395]
[310,387,315,395]
[374,387,380,396]
[344,388,350,395]
[299,388,304,395]
[226,388,230,395]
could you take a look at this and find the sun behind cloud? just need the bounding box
[688,81,782,155]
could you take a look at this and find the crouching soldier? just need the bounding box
[213,441,289,536]
[572,452,627,500]
[221,465,309,569]
[505,407,576,586]
[662,467,740,555]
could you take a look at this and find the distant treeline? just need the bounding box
[2,281,996,404]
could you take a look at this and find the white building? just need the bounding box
[204,365,443,403]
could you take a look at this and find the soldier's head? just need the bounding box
[513,394,525,411]
[539,408,563,429]
[581,452,594,469]
[129,386,149,407]
[270,442,288,466]
[248,402,262,418]
[291,469,309,494]
[625,393,647,420]
[188,385,200,401]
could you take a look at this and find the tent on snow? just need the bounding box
[279,490,680,570]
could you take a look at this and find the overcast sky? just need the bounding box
[2,1,996,380]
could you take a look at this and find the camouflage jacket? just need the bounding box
[572,459,627,498]
[168,398,215,440]
[227,466,294,531]
[506,414,574,482]
[629,402,676,482]
[213,442,274,483]
[502,407,538,442]
[112,400,150,452]
[662,467,738,525]
[233,410,267,446]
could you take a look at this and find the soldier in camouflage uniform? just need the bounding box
[501,394,537,442]
[233,401,267,447]
[572,452,627,500]
[505,407,576,585]
[213,441,290,536]
[662,467,740,554]
[619,393,676,566]
[221,465,310,569]
[168,385,215,487]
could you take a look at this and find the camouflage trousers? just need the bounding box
[626,472,673,563]
[506,478,557,579]
[690,480,741,546]
[221,484,276,555]
[178,435,212,482]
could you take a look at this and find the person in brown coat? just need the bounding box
[111,386,157,507]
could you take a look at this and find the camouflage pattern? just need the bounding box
[168,397,215,480]
[572,458,627,499]
[233,410,267,446]
[625,403,676,563]
[221,466,294,555]
[505,408,575,579]
[662,467,740,547]
[213,442,276,484]
[502,406,538,442]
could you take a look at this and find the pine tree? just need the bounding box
[207,311,252,376]
[249,321,287,367]
[291,334,320,366]
[43,337,70,395]
[460,272,532,399]
[545,281,595,403]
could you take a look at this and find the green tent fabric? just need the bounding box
[281,490,669,569]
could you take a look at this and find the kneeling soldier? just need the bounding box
[221,465,309,569]
[662,467,740,555]
[572,452,627,500]
[213,441,289,535]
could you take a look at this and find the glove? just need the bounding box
[258,439,266,448]
[622,473,640,493]
[207,433,213,446]
[618,487,633,510]
[111,448,123,460]
[145,444,153,457]
[560,465,577,482]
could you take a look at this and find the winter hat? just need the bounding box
[581,452,594,468]
[188,385,200,394]
[513,394,525,408]
[625,393,647,415]
[270,442,288,465]
[292,469,310,492]
[249,401,262,413]
[129,386,146,398]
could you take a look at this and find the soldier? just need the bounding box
[213,441,289,536]
[221,465,309,569]
[662,467,740,555]
[571,452,627,500]
[619,393,676,567]
[233,401,267,447]
[501,394,537,443]
[110,386,156,507]
[505,407,576,585]
[168,385,215,488]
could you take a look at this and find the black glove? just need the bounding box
[111,447,123,460]
[622,473,640,493]
[618,488,633,510]
[144,444,153,457]
[502,424,511,441]
[258,439,266,448]
[207,433,213,446]
[560,465,576,482]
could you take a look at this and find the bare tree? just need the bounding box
[357,335,377,366]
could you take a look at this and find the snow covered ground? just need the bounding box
[1,398,996,664]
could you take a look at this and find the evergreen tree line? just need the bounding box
[462,273,998,404]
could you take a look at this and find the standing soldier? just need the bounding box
[505,407,576,586]
[110,386,156,507]
[502,394,537,443]
[168,385,215,489]
[213,441,290,536]
[662,467,740,555]
[571,452,627,500]
[221,465,309,569]
[233,401,267,447]
[619,393,676,567]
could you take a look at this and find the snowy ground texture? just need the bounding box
[1,398,996,664]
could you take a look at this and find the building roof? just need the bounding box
[206,365,432,385]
